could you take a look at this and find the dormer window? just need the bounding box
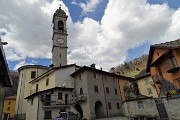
[58,20,64,30]
[164,56,179,73]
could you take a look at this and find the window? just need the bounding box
[8,101,11,105]
[117,103,120,109]
[113,78,115,82]
[171,56,178,67]
[114,88,117,95]
[93,72,96,78]
[137,101,144,109]
[36,84,38,93]
[58,20,64,30]
[31,98,33,105]
[51,90,54,94]
[58,93,62,100]
[7,107,10,111]
[80,88,83,95]
[145,79,149,85]
[79,74,81,80]
[147,88,153,95]
[31,71,36,79]
[106,87,109,93]
[44,111,52,119]
[108,102,111,110]
[46,78,49,86]
[94,86,98,92]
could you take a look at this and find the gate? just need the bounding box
[155,100,168,120]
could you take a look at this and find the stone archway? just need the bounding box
[95,101,105,118]
[75,104,83,119]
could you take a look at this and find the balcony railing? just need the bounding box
[75,93,87,102]
[42,100,73,107]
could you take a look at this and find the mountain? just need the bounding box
[111,54,148,78]
[4,71,19,97]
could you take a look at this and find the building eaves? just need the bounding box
[146,39,180,72]
[29,68,55,83]
[18,65,49,73]
[25,87,73,99]
[135,69,150,80]
[5,96,16,100]
[29,64,79,83]
[71,66,134,80]
[0,40,12,87]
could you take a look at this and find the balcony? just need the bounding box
[75,93,87,102]
[42,100,72,108]
[167,66,180,73]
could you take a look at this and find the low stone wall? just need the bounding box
[122,97,159,119]
[163,97,180,120]
[122,96,180,120]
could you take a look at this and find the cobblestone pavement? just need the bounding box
[95,117,129,120]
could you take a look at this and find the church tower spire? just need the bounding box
[52,7,68,67]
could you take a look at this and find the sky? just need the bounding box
[0,0,180,71]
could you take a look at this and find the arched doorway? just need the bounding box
[75,104,83,119]
[95,101,105,118]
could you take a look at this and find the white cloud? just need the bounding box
[13,60,34,70]
[72,0,102,14]
[1,0,180,71]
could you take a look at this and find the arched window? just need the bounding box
[58,20,64,30]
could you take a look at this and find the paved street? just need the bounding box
[95,117,129,120]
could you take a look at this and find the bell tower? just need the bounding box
[52,7,68,67]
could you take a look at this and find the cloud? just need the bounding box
[72,0,102,14]
[1,0,180,71]
[68,0,180,70]
[0,0,64,61]
[13,60,34,70]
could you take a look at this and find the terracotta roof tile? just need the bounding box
[152,39,180,48]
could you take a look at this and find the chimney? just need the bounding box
[110,67,115,73]
[90,63,96,68]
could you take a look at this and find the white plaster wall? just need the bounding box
[26,96,39,120]
[55,66,75,88]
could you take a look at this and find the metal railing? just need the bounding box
[75,93,87,102]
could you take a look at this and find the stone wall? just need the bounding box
[123,97,180,120]
[123,98,159,119]
[163,97,180,120]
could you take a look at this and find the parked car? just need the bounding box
[54,112,77,120]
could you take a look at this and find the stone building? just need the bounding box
[71,65,123,119]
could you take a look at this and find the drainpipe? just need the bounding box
[37,95,40,120]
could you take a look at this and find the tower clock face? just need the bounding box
[58,39,64,44]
